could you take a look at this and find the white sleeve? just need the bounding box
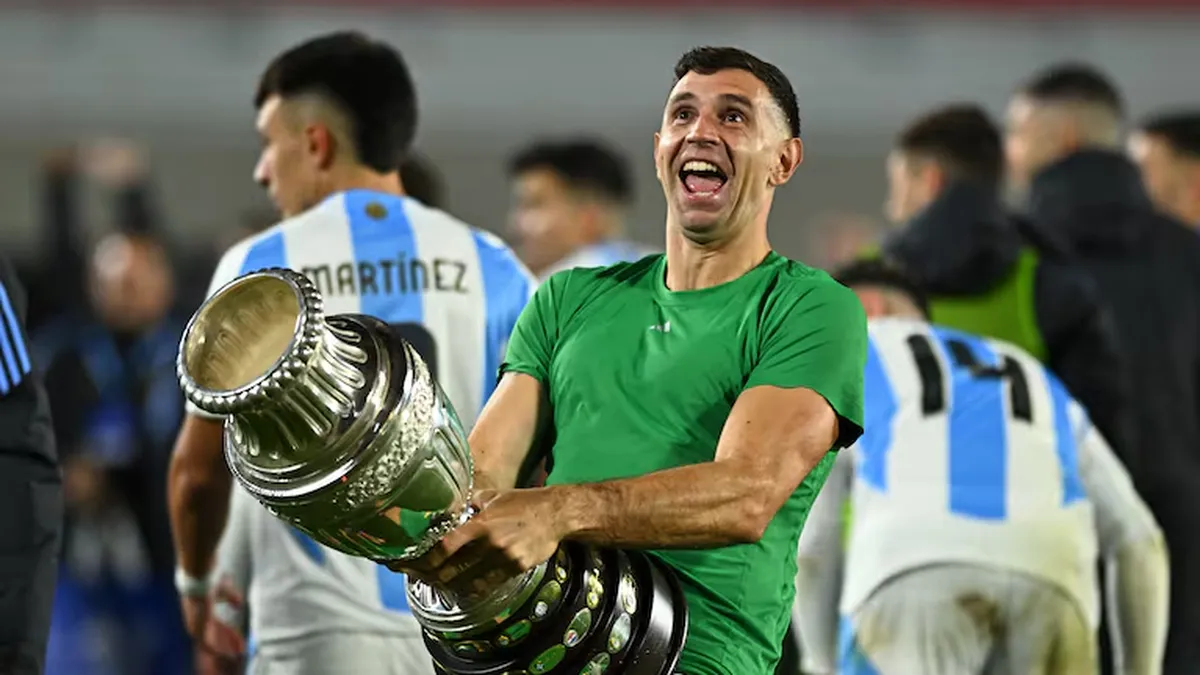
[1077,416,1170,675]
[794,449,852,675]
[1077,416,1160,555]
[184,239,256,420]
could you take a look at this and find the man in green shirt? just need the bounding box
[406,46,867,675]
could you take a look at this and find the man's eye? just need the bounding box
[725,111,745,123]
[674,109,693,121]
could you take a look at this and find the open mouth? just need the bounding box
[679,160,727,196]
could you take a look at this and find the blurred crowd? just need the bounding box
[5,50,1200,675]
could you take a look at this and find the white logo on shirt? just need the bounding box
[648,321,671,333]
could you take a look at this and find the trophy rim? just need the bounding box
[177,267,325,415]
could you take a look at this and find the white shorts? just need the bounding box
[840,564,1096,675]
[248,632,436,675]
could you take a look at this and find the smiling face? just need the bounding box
[653,68,802,245]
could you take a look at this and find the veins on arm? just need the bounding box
[553,385,841,549]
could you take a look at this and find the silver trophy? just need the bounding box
[177,267,687,675]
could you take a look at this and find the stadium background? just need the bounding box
[2,0,1198,673]
[2,1,1199,260]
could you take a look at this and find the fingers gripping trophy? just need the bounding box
[176,268,688,675]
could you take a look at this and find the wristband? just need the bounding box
[174,567,212,598]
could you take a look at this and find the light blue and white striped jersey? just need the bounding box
[194,189,534,424]
[0,277,32,396]
[203,189,534,647]
[838,317,1102,622]
[537,239,657,280]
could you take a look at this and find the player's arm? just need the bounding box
[170,415,233,580]
[552,280,866,548]
[0,260,34,398]
[1076,407,1169,675]
[168,242,252,594]
[793,450,852,675]
[470,373,552,492]
[469,268,558,492]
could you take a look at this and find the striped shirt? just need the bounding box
[204,189,534,646]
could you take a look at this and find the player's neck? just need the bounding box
[323,167,403,199]
[663,223,771,291]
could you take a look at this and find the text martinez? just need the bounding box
[300,257,468,297]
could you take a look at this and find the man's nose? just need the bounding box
[685,113,721,144]
[253,157,270,188]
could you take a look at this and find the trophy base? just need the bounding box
[420,543,687,675]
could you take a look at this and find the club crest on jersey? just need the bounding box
[365,201,388,220]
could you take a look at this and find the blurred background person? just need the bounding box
[401,151,447,210]
[805,211,884,271]
[879,103,1131,457]
[1006,62,1200,675]
[0,255,62,675]
[796,259,1168,675]
[507,137,655,278]
[170,31,531,675]
[1128,110,1200,229]
[27,140,188,675]
[36,230,188,675]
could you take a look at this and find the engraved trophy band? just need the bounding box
[177,267,687,674]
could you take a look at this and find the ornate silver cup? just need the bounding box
[177,267,687,675]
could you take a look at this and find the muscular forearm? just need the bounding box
[168,417,233,578]
[554,456,824,549]
[169,453,233,577]
[1106,534,1170,675]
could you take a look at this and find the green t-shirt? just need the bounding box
[501,252,866,675]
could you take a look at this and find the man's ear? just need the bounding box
[769,137,804,187]
[653,132,663,183]
[306,124,337,170]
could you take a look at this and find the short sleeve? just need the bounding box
[745,279,867,449]
[499,270,565,384]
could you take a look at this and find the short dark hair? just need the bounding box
[1019,62,1124,119]
[508,138,633,205]
[896,104,1004,186]
[833,257,931,319]
[255,31,418,173]
[1138,110,1200,160]
[400,152,446,209]
[673,46,801,138]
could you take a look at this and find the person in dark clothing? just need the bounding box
[400,151,446,210]
[30,144,193,675]
[0,256,63,675]
[1128,110,1200,230]
[879,103,1133,457]
[1007,62,1200,675]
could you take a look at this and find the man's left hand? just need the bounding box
[389,487,569,595]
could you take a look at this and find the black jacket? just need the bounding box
[0,257,58,476]
[1029,150,1200,673]
[884,181,1133,457]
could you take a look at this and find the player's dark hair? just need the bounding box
[401,152,446,209]
[896,104,1004,187]
[255,31,418,173]
[833,258,931,319]
[1138,110,1200,160]
[1019,62,1125,119]
[673,46,801,139]
[508,138,634,205]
